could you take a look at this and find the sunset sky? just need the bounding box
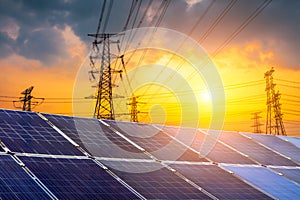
[0,0,299,136]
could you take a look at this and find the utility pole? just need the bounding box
[264,67,286,135]
[13,86,44,111]
[251,112,263,133]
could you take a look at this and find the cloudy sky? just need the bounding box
[0,0,299,135]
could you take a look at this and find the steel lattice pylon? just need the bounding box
[264,67,286,135]
[89,34,115,120]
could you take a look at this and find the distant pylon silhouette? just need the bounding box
[13,86,44,111]
[251,112,263,133]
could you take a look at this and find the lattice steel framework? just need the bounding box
[264,67,286,135]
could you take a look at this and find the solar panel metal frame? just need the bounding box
[277,136,300,149]
[170,163,273,199]
[100,160,214,199]
[18,156,142,200]
[0,154,53,200]
[221,164,300,200]
[161,126,256,164]
[269,166,300,185]
[243,133,300,164]
[0,109,83,156]
[105,120,209,162]
[42,114,150,160]
[217,130,298,166]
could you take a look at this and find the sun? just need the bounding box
[201,90,211,102]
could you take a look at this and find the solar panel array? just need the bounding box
[0,108,299,199]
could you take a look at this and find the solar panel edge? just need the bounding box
[100,121,219,199]
[219,164,277,199]
[84,159,147,200]
[17,156,143,200]
[239,132,300,166]
[37,115,148,199]
[171,163,274,199]
[270,167,300,185]
[222,164,300,199]
[219,131,299,166]
[100,160,217,199]
[277,136,300,149]
[253,135,300,165]
[100,120,146,152]
[0,154,58,200]
[199,130,259,161]
[152,124,213,162]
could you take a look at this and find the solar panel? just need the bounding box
[0,109,83,156]
[43,114,149,159]
[162,126,255,164]
[18,156,138,199]
[101,160,212,199]
[278,136,300,149]
[270,167,300,184]
[218,131,298,166]
[170,163,272,199]
[245,133,300,163]
[222,165,300,199]
[105,121,209,162]
[0,155,51,200]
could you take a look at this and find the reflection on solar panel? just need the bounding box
[0,109,82,155]
[18,156,138,199]
[105,121,208,162]
[0,109,299,199]
[170,163,271,199]
[245,133,300,163]
[162,126,255,164]
[270,167,300,184]
[101,160,212,199]
[278,136,300,149]
[222,165,300,199]
[43,114,149,159]
[219,131,298,166]
[0,155,51,200]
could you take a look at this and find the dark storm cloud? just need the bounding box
[0,0,299,68]
[0,0,135,65]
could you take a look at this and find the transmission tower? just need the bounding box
[127,96,147,122]
[13,86,44,111]
[251,112,263,133]
[89,33,123,120]
[264,67,286,135]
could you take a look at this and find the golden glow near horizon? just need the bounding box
[0,29,299,136]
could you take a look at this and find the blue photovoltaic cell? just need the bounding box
[19,156,138,200]
[170,164,272,199]
[271,167,300,184]
[222,165,300,199]
[162,126,255,164]
[106,120,208,162]
[0,109,83,155]
[43,114,149,159]
[0,155,51,200]
[245,133,300,163]
[101,160,211,199]
[218,131,298,166]
[278,136,300,149]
